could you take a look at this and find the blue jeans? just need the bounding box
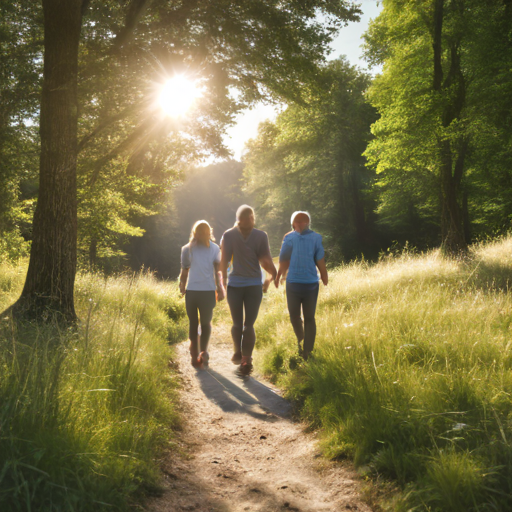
[286,281,319,357]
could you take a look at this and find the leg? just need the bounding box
[240,285,263,357]
[227,286,244,356]
[197,291,216,352]
[185,291,200,365]
[302,283,319,358]
[286,282,304,353]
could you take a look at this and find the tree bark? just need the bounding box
[11,0,83,322]
[432,0,467,255]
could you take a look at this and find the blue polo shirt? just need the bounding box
[279,229,325,284]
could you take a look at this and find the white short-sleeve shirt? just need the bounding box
[181,242,221,291]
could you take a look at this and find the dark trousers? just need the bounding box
[227,285,263,357]
[185,290,216,352]
[286,281,319,357]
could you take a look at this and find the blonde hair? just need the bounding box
[189,220,215,247]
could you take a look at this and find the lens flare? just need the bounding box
[159,76,201,117]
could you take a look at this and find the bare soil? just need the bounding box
[146,323,373,512]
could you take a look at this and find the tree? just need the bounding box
[244,58,377,260]
[12,0,83,321]
[0,1,41,261]
[6,0,362,321]
[363,0,512,255]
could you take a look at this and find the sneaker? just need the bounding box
[198,351,209,369]
[231,351,242,365]
[238,355,253,376]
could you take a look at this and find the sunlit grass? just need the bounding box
[0,264,187,511]
[255,237,512,511]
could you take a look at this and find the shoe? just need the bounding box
[238,355,253,376]
[190,340,201,368]
[231,351,242,365]
[198,351,209,369]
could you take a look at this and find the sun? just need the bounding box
[159,75,202,117]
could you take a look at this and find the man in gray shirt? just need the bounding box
[220,205,277,375]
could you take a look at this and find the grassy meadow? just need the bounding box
[0,263,187,511]
[256,237,512,511]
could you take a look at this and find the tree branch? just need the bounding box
[87,116,155,186]
[112,0,152,51]
[77,100,148,153]
[432,0,444,92]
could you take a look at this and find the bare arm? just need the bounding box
[260,254,277,280]
[316,258,328,286]
[179,267,189,295]
[214,261,225,301]
[275,259,290,288]
[219,240,229,285]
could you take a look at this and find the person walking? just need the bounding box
[275,211,328,361]
[220,205,277,375]
[180,220,225,369]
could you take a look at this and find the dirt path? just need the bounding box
[147,324,372,512]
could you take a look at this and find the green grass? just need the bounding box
[255,237,512,511]
[0,263,187,511]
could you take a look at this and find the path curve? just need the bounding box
[147,323,373,512]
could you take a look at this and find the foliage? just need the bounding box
[0,262,187,510]
[0,1,40,261]
[0,0,364,271]
[363,0,512,252]
[256,236,512,510]
[243,57,378,260]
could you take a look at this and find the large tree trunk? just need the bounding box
[439,139,466,254]
[432,0,468,255]
[12,0,83,322]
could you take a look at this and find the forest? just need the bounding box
[2,0,512,511]
[2,0,511,284]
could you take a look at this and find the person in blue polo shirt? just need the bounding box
[275,211,328,360]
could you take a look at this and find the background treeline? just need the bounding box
[2,0,512,275]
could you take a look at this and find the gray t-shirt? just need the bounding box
[221,227,271,287]
[181,242,221,291]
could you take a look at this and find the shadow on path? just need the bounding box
[195,367,292,421]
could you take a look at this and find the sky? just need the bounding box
[223,0,383,161]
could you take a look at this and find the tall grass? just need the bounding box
[0,263,187,511]
[256,237,512,511]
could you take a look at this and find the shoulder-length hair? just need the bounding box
[189,220,215,247]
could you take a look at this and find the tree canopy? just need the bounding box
[1,0,362,320]
[363,0,512,253]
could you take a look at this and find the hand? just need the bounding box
[179,282,186,295]
[322,276,328,286]
[216,285,226,301]
[262,277,272,293]
[274,276,280,289]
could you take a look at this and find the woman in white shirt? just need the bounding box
[179,220,225,368]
